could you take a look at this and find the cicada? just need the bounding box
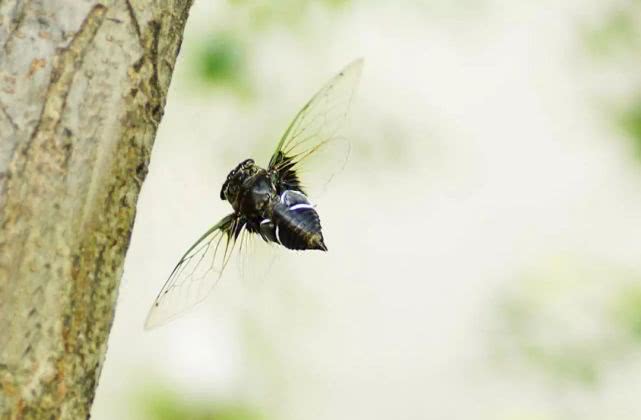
[145,59,363,329]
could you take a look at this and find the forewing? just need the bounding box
[144,214,245,329]
[268,59,363,195]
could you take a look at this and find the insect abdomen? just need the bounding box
[260,190,327,251]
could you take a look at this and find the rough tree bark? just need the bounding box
[0,1,193,418]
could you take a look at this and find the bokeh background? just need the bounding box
[92,1,641,419]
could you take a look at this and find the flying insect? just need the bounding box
[145,59,363,329]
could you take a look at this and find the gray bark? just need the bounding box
[0,1,193,418]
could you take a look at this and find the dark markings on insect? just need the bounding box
[145,59,364,329]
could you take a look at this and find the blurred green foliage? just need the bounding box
[228,0,350,30]
[187,33,250,95]
[493,257,641,388]
[497,292,601,386]
[197,35,245,85]
[611,284,641,342]
[583,10,639,57]
[185,0,353,95]
[581,3,641,164]
[137,387,264,420]
[619,98,641,160]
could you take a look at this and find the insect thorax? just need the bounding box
[221,159,276,217]
[220,158,258,201]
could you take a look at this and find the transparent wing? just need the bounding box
[268,58,363,195]
[236,225,280,287]
[144,214,245,329]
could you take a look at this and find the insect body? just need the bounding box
[221,158,327,251]
[145,59,363,329]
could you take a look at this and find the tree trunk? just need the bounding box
[0,1,193,418]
